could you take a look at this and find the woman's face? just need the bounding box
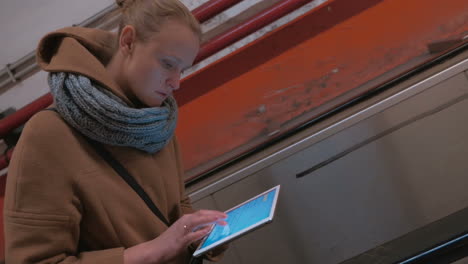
[119,19,200,107]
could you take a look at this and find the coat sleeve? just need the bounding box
[3,113,124,264]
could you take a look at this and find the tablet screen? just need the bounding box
[193,185,280,257]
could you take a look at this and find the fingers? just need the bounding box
[194,210,227,219]
[216,220,228,226]
[184,225,211,245]
[185,210,227,231]
[175,210,227,247]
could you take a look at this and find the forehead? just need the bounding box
[146,19,199,58]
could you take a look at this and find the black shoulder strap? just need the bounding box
[42,108,171,227]
[84,138,171,227]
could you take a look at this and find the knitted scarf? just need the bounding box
[48,72,178,154]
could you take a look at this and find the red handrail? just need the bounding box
[0,93,53,139]
[192,0,241,22]
[195,0,312,63]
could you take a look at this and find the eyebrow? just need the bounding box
[167,55,182,63]
[167,55,192,71]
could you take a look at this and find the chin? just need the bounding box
[131,98,158,108]
[146,99,163,108]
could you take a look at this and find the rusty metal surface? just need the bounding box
[175,0,468,180]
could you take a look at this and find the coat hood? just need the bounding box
[36,26,133,105]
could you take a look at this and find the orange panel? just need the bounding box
[175,0,468,180]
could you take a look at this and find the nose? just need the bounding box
[167,71,181,91]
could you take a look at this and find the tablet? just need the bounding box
[193,185,280,257]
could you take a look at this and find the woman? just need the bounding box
[4,0,228,263]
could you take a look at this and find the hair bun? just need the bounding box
[116,0,125,8]
[116,0,136,9]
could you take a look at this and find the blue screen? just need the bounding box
[200,188,277,249]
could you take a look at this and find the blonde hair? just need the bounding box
[116,0,202,42]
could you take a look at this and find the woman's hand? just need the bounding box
[124,210,227,264]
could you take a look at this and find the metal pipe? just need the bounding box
[9,50,36,70]
[0,78,10,90]
[0,5,117,91]
[5,65,17,83]
[0,58,39,89]
[0,93,53,139]
[192,0,241,22]
[0,51,37,89]
[195,0,312,63]
[0,52,36,87]
[13,63,40,84]
[0,60,40,89]
[0,3,118,90]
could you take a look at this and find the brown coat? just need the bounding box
[4,27,198,264]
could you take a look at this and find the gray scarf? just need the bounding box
[48,72,178,154]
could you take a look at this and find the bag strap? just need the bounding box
[42,108,171,227]
[84,137,171,226]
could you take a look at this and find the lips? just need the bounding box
[156,91,168,97]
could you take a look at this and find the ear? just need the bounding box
[119,25,137,55]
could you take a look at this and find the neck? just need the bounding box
[106,53,145,108]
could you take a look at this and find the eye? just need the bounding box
[161,59,174,70]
